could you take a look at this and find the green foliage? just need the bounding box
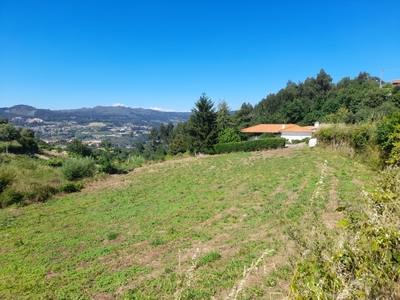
[216,100,233,131]
[316,123,374,152]
[350,124,375,152]
[198,251,221,267]
[60,157,96,181]
[0,165,16,193]
[107,233,119,240]
[217,128,241,143]
[187,93,218,150]
[214,138,285,154]
[18,137,39,154]
[151,237,165,246]
[0,186,25,207]
[66,139,93,157]
[290,166,400,299]
[0,123,20,143]
[58,181,83,193]
[258,133,276,139]
[45,158,63,167]
[376,112,400,164]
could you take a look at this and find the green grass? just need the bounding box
[0,148,375,299]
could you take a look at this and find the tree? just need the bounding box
[216,100,232,131]
[316,68,333,93]
[66,139,93,157]
[187,93,218,151]
[0,118,10,125]
[0,123,21,153]
[234,102,253,130]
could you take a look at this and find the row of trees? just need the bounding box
[143,70,400,158]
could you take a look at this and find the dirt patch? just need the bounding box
[322,174,343,230]
[45,271,64,279]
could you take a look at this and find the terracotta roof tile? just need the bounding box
[241,124,296,133]
[281,125,315,133]
[241,124,315,133]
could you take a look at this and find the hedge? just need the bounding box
[214,138,286,154]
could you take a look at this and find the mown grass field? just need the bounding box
[0,147,375,299]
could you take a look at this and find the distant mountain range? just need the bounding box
[0,105,191,126]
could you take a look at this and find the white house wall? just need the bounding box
[281,132,313,142]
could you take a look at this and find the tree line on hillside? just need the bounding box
[142,70,400,158]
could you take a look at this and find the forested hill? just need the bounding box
[0,105,191,126]
[238,70,400,128]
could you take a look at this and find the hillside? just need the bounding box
[0,105,191,125]
[0,147,375,299]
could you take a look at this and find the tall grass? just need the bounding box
[289,165,400,299]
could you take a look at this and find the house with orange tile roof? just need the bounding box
[393,80,400,86]
[241,123,318,142]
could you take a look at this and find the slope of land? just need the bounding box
[0,147,375,299]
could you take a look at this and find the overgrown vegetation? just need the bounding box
[288,112,400,298]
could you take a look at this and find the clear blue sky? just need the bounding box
[1,0,399,112]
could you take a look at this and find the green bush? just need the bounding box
[60,157,96,181]
[214,138,285,154]
[217,128,241,143]
[58,182,83,193]
[316,124,376,153]
[98,161,119,174]
[31,185,57,203]
[44,158,64,167]
[350,124,375,153]
[0,165,16,193]
[376,112,400,162]
[0,187,25,207]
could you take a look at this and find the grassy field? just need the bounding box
[0,147,375,299]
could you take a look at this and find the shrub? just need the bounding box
[214,138,285,154]
[31,185,57,203]
[0,187,25,207]
[66,139,93,158]
[376,112,400,164]
[217,128,241,143]
[58,182,83,193]
[45,158,63,167]
[289,166,400,299]
[0,165,16,193]
[98,161,119,174]
[60,157,96,181]
[350,124,375,153]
